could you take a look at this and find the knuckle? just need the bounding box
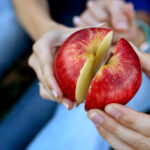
[134,139,150,150]
[107,123,118,133]
[32,42,41,54]
[97,127,108,139]
[32,43,38,52]
[81,13,88,20]
[121,115,135,127]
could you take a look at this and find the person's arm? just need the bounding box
[13,0,76,109]
[12,0,67,41]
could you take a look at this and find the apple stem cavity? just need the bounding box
[105,52,114,65]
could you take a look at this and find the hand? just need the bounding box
[28,25,77,110]
[73,0,134,31]
[73,0,145,46]
[88,104,150,150]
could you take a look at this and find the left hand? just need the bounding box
[88,104,150,150]
[73,0,145,47]
[73,0,133,31]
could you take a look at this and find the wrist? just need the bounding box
[35,21,58,40]
[36,20,74,41]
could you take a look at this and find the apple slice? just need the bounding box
[75,55,94,103]
[75,31,113,104]
[94,31,113,73]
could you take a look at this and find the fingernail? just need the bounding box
[101,23,109,28]
[52,90,57,98]
[116,21,128,29]
[62,101,69,110]
[87,1,94,7]
[95,23,109,28]
[73,16,80,24]
[105,106,120,118]
[89,112,103,127]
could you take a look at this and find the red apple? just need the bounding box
[54,28,142,110]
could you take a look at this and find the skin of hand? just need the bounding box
[28,26,78,110]
[88,104,150,150]
[73,0,145,47]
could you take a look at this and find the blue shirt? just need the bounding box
[126,0,150,13]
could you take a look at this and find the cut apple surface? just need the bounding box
[54,28,142,110]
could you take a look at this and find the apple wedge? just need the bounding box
[54,28,142,110]
[85,38,142,110]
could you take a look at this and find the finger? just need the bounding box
[88,109,150,150]
[79,11,100,26]
[87,1,109,22]
[39,82,56,101]
[73,16,87,27]
[123,3,135,22]
[105,104,150,137]
[61,97,75,110]
[95,127,134,150]
[33,37,63,98]
[113,28,137,43]
[39,82,74,110]
[28,54,45,84]
[106,1,129,31]
[28,54,57,100]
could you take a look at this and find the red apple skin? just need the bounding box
[54,28,111,101]
[85,38,142,110]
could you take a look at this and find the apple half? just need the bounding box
[54,28,142,110]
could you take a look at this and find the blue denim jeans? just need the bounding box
[0,80,58,150]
